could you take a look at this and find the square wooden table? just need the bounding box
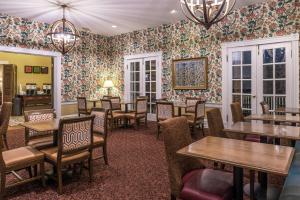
[224,121,300,141]
[21,119,60,145]
[245,114,300,124]
[120,101,135,113]
[177,136,294,200]
[275,107,300,116]
[173,102,194,116]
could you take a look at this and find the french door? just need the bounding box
[225,41,295,123]
[124,54,162,120]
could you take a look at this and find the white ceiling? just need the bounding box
[0,0,266,36]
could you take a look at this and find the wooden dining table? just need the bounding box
[245,114,300,124]
[275,107,300,116]
[173,102,194,116]
[224,121,300,141]
[177,136,295,200]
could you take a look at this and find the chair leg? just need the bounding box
[103,145,108,165]
[88,156,93,182]
[201,123,205,137]
[145,116,148,127]
[40,162,46,187]
[1,172,6,200]
[27,166,33,178]
[171,193,176,200]
[156,124,160,140]
[34,165,38,177]
[57,166,63,195]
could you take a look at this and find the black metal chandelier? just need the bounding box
[47,5,80,54]
[180,0,236,30]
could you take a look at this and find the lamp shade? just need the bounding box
[103,80,114,88]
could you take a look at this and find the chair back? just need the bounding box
[110,97,121,110]
[91,108,108,137]
[195,100,205,120]
[260,102,270,114]
[136,98,148,114]
[207,108,227,138]
[101,99,112,110]
[0,102,12,150]
[58,116,94,158]
[24,109,55,142]
[156,101,174,121]
[103,96,112,100]
[230,102,244,123]
[185,97,201,113]
[77,97,87,113]
[160,117,204,197]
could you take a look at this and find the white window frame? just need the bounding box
[222,34,299,125]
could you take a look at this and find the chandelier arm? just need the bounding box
[180,2,203,24]
[213,0,236,24]
[202,0,209,24]
[209,0,227,24]
[182,0,206,24]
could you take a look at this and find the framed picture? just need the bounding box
[172,57,208,90]
[41,66,49,74]
[24,65,32,73]
[32,66,41,74]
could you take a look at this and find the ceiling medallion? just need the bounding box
[180,0,236,30]
[47,4,80,54]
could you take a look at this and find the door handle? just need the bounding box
[252,95,256,98]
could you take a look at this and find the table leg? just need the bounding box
[53,130,58,146]
[233,166,244,200]
[93,102,96,108]
[178,107,182,116]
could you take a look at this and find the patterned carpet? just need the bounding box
[4,122,285,200]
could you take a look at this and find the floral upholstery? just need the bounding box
[27,112,54,137]
[91,110,105,133]
[62,120,92,152]
[157,103,173,120]
[110,98,121,110]
[137,99,147,113]
[101,100,112,110]
[186,99,198,113]
[196,103,205,118]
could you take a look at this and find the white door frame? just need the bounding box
[0,46,62,117]
[124,51,162,120]
[222,34,299,125]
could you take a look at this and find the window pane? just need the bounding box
[151,71,156,81]
[243,51,251,64]
[130,63,134,71]
[151,93,156,102]
[243,66,251,79]
[275,64,286,79]
[243,81,251,94]
[232,66,241,79]
[151,82,156,92]
[232,81,241,93]
[135,83,140,92]
[275,80,286,94]
[263,49,273,64]
[263,65,273,79]
[242,95,251,109]
[275,48,286,63]
[145,72,150,81]
[152,103,156,114]
[275,96,286,109]
[145,61,150,71]
[146,82,150,92]
[232,95,241,103]
[263,81,273,94]
[130,72,134,81]
[135,62,140,71]
[135,72,140,81]
[263,96,273,110]
[232,52,241,65]
[151,60,156,70]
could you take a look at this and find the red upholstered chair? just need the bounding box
[230,102,260,143]
[160,117,233,200]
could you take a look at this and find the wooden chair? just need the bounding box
[109,96,122,111]
[207,108,228,138]
[91,108,109,165]
[123,98,148,129]
[0,102,12,150]
[185,97,202,115]
[101,99,124,131]
[185,100,205,135]
[41,116,95,194]
[156,101,174,139]
[77,97,90,116]
[230,102,244,123]
[103,95,112,100]
[260,101,270,114]
[0,106,45,199]
[160,117,233,200]
[24,109,55,150]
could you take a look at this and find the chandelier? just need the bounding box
[48,5,80,54]
[180,0,236,30]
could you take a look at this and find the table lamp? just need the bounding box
[103,80,114,96]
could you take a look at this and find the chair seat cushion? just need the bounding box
[3,146,44,170]
[245,135,260,143]
[181,169,233,200]
[27,135,53,150]
[93,134,104,146]
[41,147,90,164]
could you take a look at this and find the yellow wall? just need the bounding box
[0,52,52,92]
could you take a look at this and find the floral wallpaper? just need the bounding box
[0,0,299,104]
[108,0,300,104]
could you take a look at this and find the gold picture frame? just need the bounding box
[172,57,208,90]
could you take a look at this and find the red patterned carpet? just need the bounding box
[5,122,285,200]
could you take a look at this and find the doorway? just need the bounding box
[124,52,162,121]
[222,34,299,124]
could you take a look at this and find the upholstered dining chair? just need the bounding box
[260,101,270,114]
[101,99,125,131]
[41,116,95,194]
[185,100,205,135]
[207,108,228,138]
[77,97,90,116]
[185,97,202,115]
[91,108,109,165]
[123,98,148,129]
[156,101,175,139]
[24,109,55,150]
[110,96,122,111]
[160,117,233,200]
[0,102,12,150]
[0,130,45,199]
[230,102,260,142]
